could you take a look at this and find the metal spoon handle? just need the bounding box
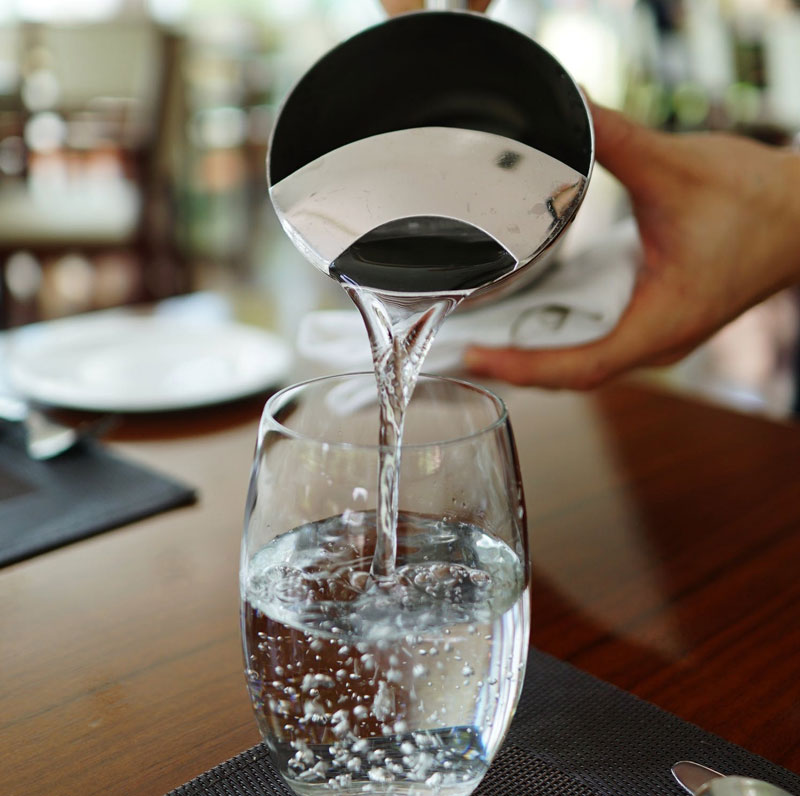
[673,761,724,794]
[672,762,794,796]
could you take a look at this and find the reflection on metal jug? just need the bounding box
[268,9,594,305]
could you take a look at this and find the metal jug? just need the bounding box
[268,7,594,303]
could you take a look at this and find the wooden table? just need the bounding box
[1,380,799,795]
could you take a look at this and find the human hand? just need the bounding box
[381,0,491,14]
[465,101,800,389]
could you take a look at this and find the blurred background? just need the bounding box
[1,0,799,416]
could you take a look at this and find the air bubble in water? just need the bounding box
[413,732,436,749]
[368,767,394,784]
[330,773,352,789]
[387,668,403,683]
[331,709,350,737]
[290,740,314,767]
[470,570,491,588]
[360,653,376,671]
[303,698,326,723]
[267,566,310,603]
[348,569,370,591]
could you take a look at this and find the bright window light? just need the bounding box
[13,0,123,22]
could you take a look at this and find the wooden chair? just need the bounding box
[0,20,188,328]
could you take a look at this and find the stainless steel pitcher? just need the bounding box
[268,8,594,302]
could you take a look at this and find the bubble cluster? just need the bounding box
[242,518,528,793]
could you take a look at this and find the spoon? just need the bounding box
[0,393,114,460]
[672,761,794,796]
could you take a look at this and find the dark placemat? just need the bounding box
[168,647,800,796]
[0,424,196,568]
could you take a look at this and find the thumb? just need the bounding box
[462,282,671,389]
[588,99,666,198]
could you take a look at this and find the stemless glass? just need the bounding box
[240,373,529,796]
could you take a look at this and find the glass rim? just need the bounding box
[262,371,509,451]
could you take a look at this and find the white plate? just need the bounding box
[6,314,293,412]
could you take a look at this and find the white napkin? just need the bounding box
[296,217,640,373]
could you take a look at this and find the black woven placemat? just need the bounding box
[168,647,800,796]
[0,424,196,567]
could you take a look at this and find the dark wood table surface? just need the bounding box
[2,379,799,795]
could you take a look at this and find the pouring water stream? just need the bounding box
[272,126,586,581]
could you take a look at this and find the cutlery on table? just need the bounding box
[0,393,114,460]
[672,761,793,796]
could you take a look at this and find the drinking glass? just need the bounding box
[240,372,530,796]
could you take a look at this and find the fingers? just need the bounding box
[587,100,668,200]
[464,341,626,390]
[382,0,490,14]
[463,285,685,389]
[463,335,644,390]
[381,0,422,13]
